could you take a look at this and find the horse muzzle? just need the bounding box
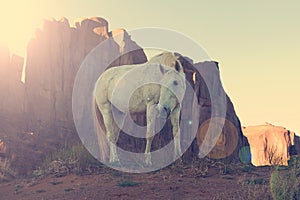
[157,104,171,118]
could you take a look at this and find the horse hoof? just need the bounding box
[145,161,152,166]
[109,160,121,167]
[145,155,152,166]
[173,154,182,163]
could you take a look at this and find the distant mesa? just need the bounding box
[242,123,298,166]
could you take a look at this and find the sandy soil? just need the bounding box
[0,163,273,200]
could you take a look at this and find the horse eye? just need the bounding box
[173,80,178,86]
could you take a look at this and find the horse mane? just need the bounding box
[148,52,173,64]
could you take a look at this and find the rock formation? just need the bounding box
[0,17,147,175]
[24,17,147,135]
[243,123,295,166]
[0,45,11,114]
[0,16,248,174]
[293,135,300,155]
[179,58,249,161]
[0,45,25,119]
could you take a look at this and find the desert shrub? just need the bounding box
[270,156,300,200]
[0,158,16,182]
[246,177,266,185]
[40,144,102,177]
[118,180,141,187]
[190,157,210,177]
[237,175,271,200]
[36,189,46,193]
[220,164,234,175]
[242,164,256,173]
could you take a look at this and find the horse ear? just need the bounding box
[159,64,167,74]
[175,61,181,72]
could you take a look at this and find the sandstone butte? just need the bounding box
[243,123,299,166]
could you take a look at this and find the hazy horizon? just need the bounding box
[1,1,299,135]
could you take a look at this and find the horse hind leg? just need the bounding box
[109,120,121,164]
[100,104,121,164]
[170,106,182,159]
[145,103,157,165]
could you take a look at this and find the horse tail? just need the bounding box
[93,97,109,162]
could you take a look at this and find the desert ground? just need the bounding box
[2,157,297,200]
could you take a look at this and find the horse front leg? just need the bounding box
[145,103,157,165]
[170,106,182,159]
[100,103,120,164]
[145,136,154,166]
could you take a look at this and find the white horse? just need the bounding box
[93,52,186,165]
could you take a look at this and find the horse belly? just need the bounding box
[129,99,147,113]
[109,89,146,113]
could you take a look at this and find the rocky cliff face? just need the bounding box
[177,58,249,161]
[294,135,300,155]
[24,17,147,135]
[0,45,24,119]
[0,17,147,175]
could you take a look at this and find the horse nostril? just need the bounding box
[173,80,178,86]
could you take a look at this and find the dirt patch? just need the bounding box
[0,163,273,200]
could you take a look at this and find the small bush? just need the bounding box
[242,165,255,173]
[0,158,16,182]
[270,156,300,200]
[246,177,266,185]
[220,165,234,175]
[118,180,141,187]
[237,175,271,199]
[190,157,210,177]
[14,184,22,194]
[49,181,63,185]
[64,188,74,192]
[40,144,102,177]
[36,189,46,193]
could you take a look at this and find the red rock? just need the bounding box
[24,17,147,134]
[0,17,147,175]
[243,123,295,166]
[179,58,249,161]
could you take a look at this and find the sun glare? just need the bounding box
[0,1,45,56]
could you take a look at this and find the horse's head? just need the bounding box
[148,52,185,74]
[157,64,186,117]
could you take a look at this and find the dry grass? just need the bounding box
[270,155,300,200]
[0,158,16,182]
[39,144,102,177]
[238,177,272,199]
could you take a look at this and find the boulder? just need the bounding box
[243,123,295,166]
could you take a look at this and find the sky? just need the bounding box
[0,0,299,134]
